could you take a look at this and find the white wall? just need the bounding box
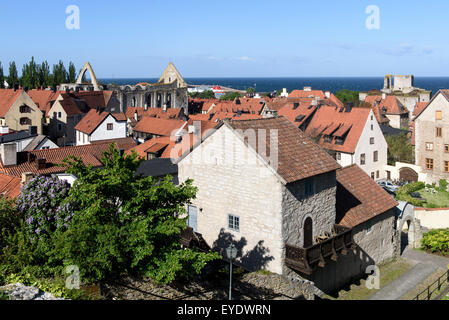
[415,208,449,229]
[354,110,388,179]
[35,137,58,150]
[75,130,91,146]
[90,115,127,142]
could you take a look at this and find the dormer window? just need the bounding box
[20,105,31,113]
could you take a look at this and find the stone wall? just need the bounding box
[178,124,285,274]
[285,209,398,293]
[281,171,337,249]
[415,92,449,184]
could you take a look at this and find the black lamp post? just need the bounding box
[226,243,237,300]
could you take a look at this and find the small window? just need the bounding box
[445,161,449,173]
[371,124,373,131]
[426,143,434,151]
[376,171,380,179]
[58,123,62,132]
[436,111,443,120]
[426,158,434,170]
[360,153,366,165]
[58,112,62,118]
[436,127,442,137]
[228,214,240,232]
[445,145,449,153]
[53,112,57,118]
[371,115,373,120]
[336,152,341,160]
[20,117,31,125]
[370,137,374,145]
[107,123,113,131]
[371,172,375,179]
[20,105,30,113]
[373,151,378,162]
[304,179,315,197]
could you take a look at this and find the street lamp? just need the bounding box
[226,243,238,300]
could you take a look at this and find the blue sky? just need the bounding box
[1,0,449,77]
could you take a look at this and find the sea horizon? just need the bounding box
[97,76,449,95]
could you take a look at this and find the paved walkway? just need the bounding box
[369,248,449,300]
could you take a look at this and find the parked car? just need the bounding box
[377,180,400,194]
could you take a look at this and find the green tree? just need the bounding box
[246,87,256,94]
[198,90,215,99]
[385,133,414,165]
[68,62,77,83]
[220,91,242,101]
[37,61,51,88]
[7,62,19,88]
[335,89,359,105]
[0,197,21,248]
[56,145,219,284]
[52,60,68,87]
[21,57,39,89]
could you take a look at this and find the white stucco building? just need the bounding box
[74,109,127,146]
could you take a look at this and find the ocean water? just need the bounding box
[98,77,449,96]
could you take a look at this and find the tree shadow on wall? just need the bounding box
[211,228,274,271]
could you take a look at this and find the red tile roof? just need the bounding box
[27,89,64,116]
[125,106,182,121]
[0,139,136,177]
[279,101,371,154]
[75,109,126,135]
[133,117,185,137]
[0,173,22,199]
[412,101,428,118]
[336,165,398,228]
[128,120,218,160]
[364,95,408,116]
[225,116,341,184]
[0,89,23,117]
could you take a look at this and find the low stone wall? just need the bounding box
[415,207,449,229]
[0,283,64,300]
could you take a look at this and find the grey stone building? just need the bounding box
[176,116,399,293]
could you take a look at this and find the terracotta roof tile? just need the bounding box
[0,89,23,117]
[226,116,341,183]
[75,109,126,135]
[336,165,398,228]
[0,173,22,199]
[0,139,135,177]
[133,117,185,136]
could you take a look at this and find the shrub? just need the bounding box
[439,179,449,192]
[396,181,426,206]
[421,229,449,255]
[17,175,73,242]
[0,197,21,248]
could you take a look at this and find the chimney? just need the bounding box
[144,104,148,111]
[325,91,331,99]
[29,125,37,135]
[0,126,9,134]
[0,143,17,166]
[312,99,318,106]
[21,172,35,186]
[134,110,138,122]
[163,104,167,112]
[36,158,46,170]
[382,92,387,100]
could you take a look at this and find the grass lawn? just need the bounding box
[417,188,449,208]
[323,258,412,300]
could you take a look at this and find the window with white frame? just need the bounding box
[228,214,240,232]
